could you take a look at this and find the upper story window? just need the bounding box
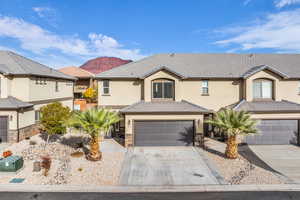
[253,79,273,99]
[202,80,209,95]
[152,79,174,100]
[55,81,59,92]
[35,77,47,85]
[102,80,110,95]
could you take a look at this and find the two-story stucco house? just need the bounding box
[96,53,300,147]
[0,51,76,143]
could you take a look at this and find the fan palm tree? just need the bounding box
[205,109,258,159]
[68,108,120,161]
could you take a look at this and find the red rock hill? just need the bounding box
[80,57,132,74]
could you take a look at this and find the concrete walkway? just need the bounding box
[119,147,222,186]
[100,139,126,153]
[248,145,300,183]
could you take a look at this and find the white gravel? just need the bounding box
[0,134,125,186]
[204,138,285,185]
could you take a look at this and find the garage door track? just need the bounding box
[119,147,223,186]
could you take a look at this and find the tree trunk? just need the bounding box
[225,135,238,159]
[86,136,102,161]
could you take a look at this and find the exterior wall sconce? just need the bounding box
[128,119,131,126]
[197,119,201,126]
[10,115,13,121]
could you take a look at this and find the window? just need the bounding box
[253,79,273,99]
[202,80,209,95]
[102,80,110,95]
[55,81,59,92]
[35,110,41,121]
[152,79,174,99]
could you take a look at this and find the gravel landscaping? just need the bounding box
[0,133,125,186]
[203,138,286,184]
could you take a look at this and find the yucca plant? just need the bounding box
[68,108,120,161]
[205,109,258,159]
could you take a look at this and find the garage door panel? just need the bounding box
[134,120,194,146]
[244,120,298,145]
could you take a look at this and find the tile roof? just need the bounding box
[120,100,212,113]
[0,96,33,110]
[0,51,76,80]
[59,66,94,78]
[232,100,300,112]
[96,53,300,79]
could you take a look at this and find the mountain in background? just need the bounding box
[80,57,132,74]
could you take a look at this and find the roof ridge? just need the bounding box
[232,99,246,110]
[181,99,212,112]
[96,54,157,77]
[281,99,300,105]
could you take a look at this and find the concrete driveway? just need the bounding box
[119,147,223,186]
[248,145,300,183]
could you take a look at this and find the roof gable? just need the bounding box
[0,51,76,80]
[140,66,186,79]
[242,65,289,79]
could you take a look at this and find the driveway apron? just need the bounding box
[119,147,221,186]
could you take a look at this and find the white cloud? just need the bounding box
[275,0,300,8]
[215,8,300,52]
[0,16,145,67]
[33,7,53,18]
[243,0,252,6]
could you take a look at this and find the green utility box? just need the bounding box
[0,156,24,172]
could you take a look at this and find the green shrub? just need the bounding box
[40,102,71,141]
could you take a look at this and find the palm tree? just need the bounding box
[68,108,120,161]
[205,109,258,159]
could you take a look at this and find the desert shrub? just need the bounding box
[40,102,71,142]
[83,87,97,102]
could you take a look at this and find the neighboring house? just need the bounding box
[96,53,300,147]
[0,51,76,143]
[59,66,96,99]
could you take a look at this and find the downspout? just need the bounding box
[16,108,20,142]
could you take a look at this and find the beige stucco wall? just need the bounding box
[182,79,241,111]
[144,70,181,101]
[0,75,13,98]
[278,80,300,103]
[11,77,30,100]
[98,79,141,106]
[18,108,35,129]
[125,114,204,136]
[29,78,73,102]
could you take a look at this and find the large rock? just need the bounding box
[80,57,132,74]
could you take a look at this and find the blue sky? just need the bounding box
[0,0,300,68]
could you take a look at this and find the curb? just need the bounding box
[0,184,300,193]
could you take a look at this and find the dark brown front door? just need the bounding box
[0,116,8,143]
[134,120,194,146]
